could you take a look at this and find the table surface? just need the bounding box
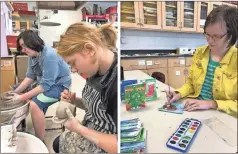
[121,70,237,153]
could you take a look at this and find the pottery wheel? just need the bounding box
[0,99,26,111]
[0,98,27,125]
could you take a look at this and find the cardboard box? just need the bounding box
[16,56,28,82]
[1,56,17,93]
[12,2,28,11]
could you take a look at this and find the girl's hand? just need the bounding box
[162,90,181,104]
[64,108,82,132]
[184,99,218,111]
[61,89,76,103]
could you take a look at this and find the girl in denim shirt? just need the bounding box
[4,30,71,141]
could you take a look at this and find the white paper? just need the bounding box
[200,19,206,26]
[3,61,11,66]
[146,61,153,66]
[180,59,185,65]
[176,71,180,76]
[138,60,145,65]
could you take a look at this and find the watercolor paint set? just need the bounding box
[166,118,202,153]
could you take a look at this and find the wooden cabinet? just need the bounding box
[121,1,236,33]
[185,57,193,67]
[197,2,211,33]
[168,67,186,88]
[180,1,198,32]
[121,2,140,28]
[121,59,147,70]
[139,2,162,30]
[144,58,167,69]
[161,1,181,31]
[121,1,162,30]
[1,56,16,93]
[167,58,186,88]
[162,1,198,32]
[147,67,168,84]
[121,56,194,88]
[168,57,186,67]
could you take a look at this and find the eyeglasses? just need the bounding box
[203,32,227,42]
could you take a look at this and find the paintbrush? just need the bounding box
[166,84,171,106]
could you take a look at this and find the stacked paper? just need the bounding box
[120,118,147,153]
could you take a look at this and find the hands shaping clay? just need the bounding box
[0,92,24,111]
[52,100,76,124]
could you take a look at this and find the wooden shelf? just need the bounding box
[143,2,157,5]
[184,18,193,21]
[144,13,157,17]
[121,11,135,15]
[166,5,177,8]
[201,3,208,7]
[166,16,176,19]
[184,8,194,11]
[121,6,133,10]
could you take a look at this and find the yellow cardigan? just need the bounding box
[176,45,237,118]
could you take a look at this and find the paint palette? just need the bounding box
[166,118,202,153]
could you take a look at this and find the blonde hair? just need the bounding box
[57,22,117,57]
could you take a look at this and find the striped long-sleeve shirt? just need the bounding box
[198,57,220,100]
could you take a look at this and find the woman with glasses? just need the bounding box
[4,30,71,141]
[165,5,237,118]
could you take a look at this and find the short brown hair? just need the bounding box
[204,5,238,46]
[17,30,45,52]
[57,23,117,57]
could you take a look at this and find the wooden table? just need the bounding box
[120,70,237,153]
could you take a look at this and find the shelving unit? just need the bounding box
[122,1,236,33]
[82,2,118,28]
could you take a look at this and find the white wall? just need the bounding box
[121,29,208,50]
[39,9,82,46]
[38,2,118,47]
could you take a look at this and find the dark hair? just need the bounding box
[204,5,238,47]
[17,30,45,52]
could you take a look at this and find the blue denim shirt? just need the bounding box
[26,45,71,91]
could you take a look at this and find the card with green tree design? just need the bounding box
[125,83,146,111]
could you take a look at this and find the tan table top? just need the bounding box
[121,70,237,153]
